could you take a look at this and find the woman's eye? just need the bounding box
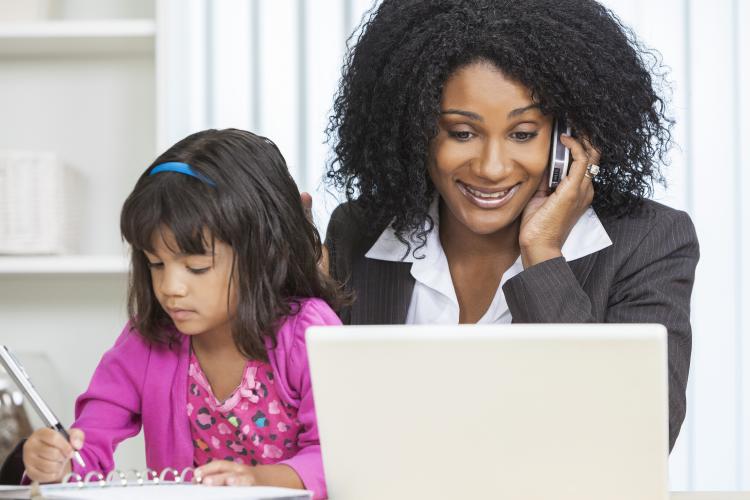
[510,131,538,142]
[448,130,474,141]
[147,261,163,269]
[188,266,211,275]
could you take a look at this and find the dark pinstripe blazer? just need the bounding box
[325,198,699,451]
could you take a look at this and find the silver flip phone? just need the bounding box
[548,118,572,191]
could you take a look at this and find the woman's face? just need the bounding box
[429,61,553,236]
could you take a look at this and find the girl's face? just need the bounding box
[429,61,553,236]
[145,227,237,338]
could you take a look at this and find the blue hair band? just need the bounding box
[148,162,217,187]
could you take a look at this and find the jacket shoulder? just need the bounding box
[597,199,698,265]
[325,201,385,281]
[599,199,695,240]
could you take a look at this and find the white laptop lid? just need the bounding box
[306,324,669,500]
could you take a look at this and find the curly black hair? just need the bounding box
[326,0,673,250]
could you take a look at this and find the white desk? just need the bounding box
[672,494,750,500]
[332,494,750,500]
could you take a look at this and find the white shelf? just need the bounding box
[0,19,155,55]
[0,255,129,275]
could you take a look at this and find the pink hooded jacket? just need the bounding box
[70,298,340,499]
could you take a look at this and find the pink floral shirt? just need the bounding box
[187,350,302,466]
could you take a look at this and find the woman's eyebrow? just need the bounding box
[440,109,483,122]
[507,103,541,118]
[441,103,541,122]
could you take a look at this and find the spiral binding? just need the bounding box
[61,467,197,488]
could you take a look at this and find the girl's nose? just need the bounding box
[159,271,188,297]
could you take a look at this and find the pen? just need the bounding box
[0,345,86,468]
[54,423,86,468]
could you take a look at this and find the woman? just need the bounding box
[322,0,699,451]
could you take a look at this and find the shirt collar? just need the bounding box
[365,198,613,263]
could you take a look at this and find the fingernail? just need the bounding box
[204,478,212,485]
[227,477,235,485]
[72,439,82,449]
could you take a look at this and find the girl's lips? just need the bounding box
[457,181,520,209]
[168,308,196,321]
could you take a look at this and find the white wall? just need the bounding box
[599,0,750,490]
[157,0,375,228]
[0,0,157,471]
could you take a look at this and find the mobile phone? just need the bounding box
[548,118,572,191]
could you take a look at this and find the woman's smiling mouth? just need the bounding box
[457,181,520,209]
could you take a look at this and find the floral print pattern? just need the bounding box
[187,350,302,466]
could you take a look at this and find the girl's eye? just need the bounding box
[147,261,163,269]
[448,130,474,142]
[188,266,211,275]
[510,131,538,142]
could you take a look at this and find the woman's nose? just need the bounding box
[474,139,512,181]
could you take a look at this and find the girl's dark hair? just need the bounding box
[327,0,673,250]
[121,128,345,360]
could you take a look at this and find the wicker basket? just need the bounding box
[0,151,78,255]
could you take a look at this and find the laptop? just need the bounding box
[306,324,669,500]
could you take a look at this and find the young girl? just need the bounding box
[21,129,344,499]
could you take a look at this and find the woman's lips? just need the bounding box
[457,181,520,209]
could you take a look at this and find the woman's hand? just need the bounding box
[300,192,330,275]
[195,461,304,489]
[22,428,84,483]
[519,134,600,268]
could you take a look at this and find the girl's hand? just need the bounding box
[196,460,258,486]
[195,461,305,489]
[519,134,600,268]
[22,428,84,483]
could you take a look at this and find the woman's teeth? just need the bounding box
[464,186,509,198]
[458,181,519,209]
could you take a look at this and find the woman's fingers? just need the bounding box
[300,191,313,223]
[560,134,590,185]
[581,137,601,165]
[299,191,330,275]
[560,134,602,191]
[320,244,330,276]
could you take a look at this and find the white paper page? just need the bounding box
[0,485,30,500]
[39,484,311,500]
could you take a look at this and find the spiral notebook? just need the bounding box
[0,468,312,500]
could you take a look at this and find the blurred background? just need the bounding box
[0,0,747,490]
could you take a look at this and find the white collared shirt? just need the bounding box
[364,200,613,324]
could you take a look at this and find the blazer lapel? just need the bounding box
[350,256,415,324]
